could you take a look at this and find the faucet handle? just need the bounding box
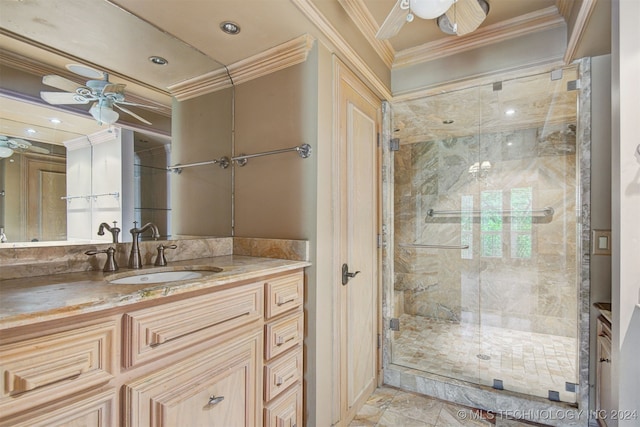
[85,247,119,272]
[154,244,177,266]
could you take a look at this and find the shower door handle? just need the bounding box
[342,263,360,285]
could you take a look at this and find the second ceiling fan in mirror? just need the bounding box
[40,64,156,126]
[376,0,490,40]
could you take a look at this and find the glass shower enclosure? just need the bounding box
[386,64,582,404]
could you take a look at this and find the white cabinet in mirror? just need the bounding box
[0,103,171,246]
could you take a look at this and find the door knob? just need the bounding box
[342,263,361,285]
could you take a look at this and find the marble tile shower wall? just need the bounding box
[394,123,577,337]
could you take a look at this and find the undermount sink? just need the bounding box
[107,266,222,285]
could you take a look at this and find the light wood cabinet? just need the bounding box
[123,329,262,427]
[0,320,116,419]
[263,271,304,427]
[596,315,614,427]
[0,268,305,427]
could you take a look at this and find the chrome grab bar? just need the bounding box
[166,144,312,171]
[426,207,554,217]
[167,157,230,173]
[232,144,311,166]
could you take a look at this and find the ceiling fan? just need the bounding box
[40,64,154,126]
[376,0,490,40]
[0,135,50,158]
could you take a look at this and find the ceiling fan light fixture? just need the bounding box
[90,102,119,125]
[0,146,14,158]
[410,0,455,19]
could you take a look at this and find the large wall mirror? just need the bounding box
[0,0,232,246]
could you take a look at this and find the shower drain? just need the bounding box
[476,354,491,360]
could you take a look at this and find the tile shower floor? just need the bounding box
[349,386,534,427]
[391,314,578,403]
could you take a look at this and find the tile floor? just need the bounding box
[349,386,535,427]
[390,314,578,402]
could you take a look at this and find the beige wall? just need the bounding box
[233,63,313,239]
[171,88,233,237]
[233,41,336,427]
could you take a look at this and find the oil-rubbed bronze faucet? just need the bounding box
[128,222,160,269]
[154,244,177,266]
[97,221,120,243]
[85,247,118,272]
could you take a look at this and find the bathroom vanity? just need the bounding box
[0,253,307,427]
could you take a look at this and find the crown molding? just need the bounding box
[228,34,316,86]
[63,127,118,150]
[393,6,566,69]
[563,0,597,64]
[166,68,230,101]
[290,0,392,100]
[555,0,575,22]
[337,0,395,68]
[169,34,315,101]
[0,48,172,117]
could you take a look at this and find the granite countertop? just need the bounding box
[0,255,310,330]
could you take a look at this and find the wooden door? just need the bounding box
[25,155,66,241]
[334,58,381,425]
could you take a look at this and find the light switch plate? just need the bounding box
[592,229,611,256]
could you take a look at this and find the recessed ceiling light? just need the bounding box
[50,118,61,124]
[149,56,168,65]
[220,21,241,35]
[505,109,516,116]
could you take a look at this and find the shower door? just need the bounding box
[388,66,580,403]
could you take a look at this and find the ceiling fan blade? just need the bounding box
[376,0,410,40]
[445,0,487,36]
[27,145,50,154]
[116,100,160,109]
[40,91,89,105]
[42,75,83,92]
[103,83,126,95]
[113,104,152,125]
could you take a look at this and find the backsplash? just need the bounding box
[0,237,308,281]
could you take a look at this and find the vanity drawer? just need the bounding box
[264,383,303,427]
[265,271,303,319]
[264,346,302,402]
[265,310,303,361]
[0,320,116,418]
[123,282,263,368]
[0,389,116,427]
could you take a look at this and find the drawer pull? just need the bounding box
[276,373,296,386]
[208,395,225,406]
[149,311,251,347]
[599,358,611,363]
[276,335,296,346]
[277,295,296,306]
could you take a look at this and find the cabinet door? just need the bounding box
[124,329,261,427]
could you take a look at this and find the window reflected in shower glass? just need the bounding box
[510,187,533,258]
[461,195,474,259]
[481,190,502,257]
